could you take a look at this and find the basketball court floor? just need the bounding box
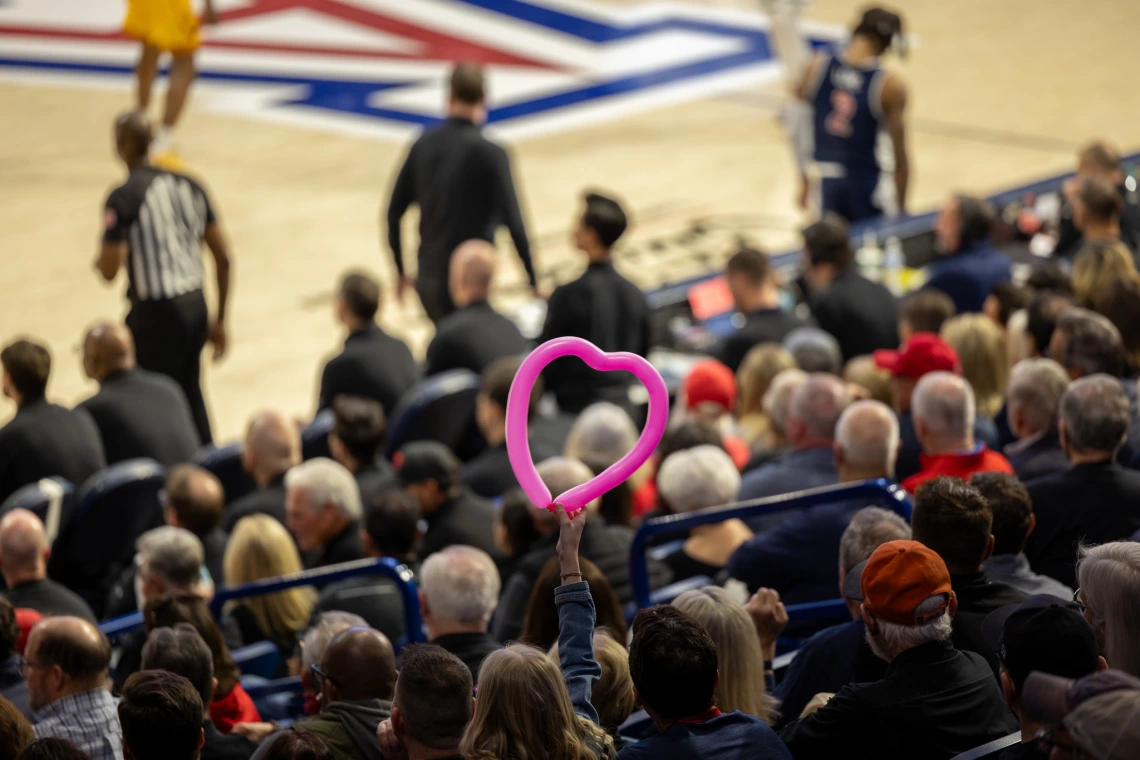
[1,0,1137,440]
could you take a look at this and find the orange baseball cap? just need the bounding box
[684,360,737,412]
[842,539,952,626]
[873,333,960,380]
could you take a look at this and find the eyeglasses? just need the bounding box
[1073,587,1086,613]
[309,664,339,689]
[19,656,48,674]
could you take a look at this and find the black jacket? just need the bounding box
[202,718,256,760]
[318,324,419,418]
[424,301,527,377]
[948,571,1029,674]
[314,573,408,644]
[807,267,899,362]
[1005,433,1069,485]
[0,398,106,501]
[3,578,96,624]
[418,488,500,560]
[714,308,815,373]
[460,438,560,499]
[779,639,1018,759]
[1025,460,1140,588]
[222,473,288,532]
[305,521,364,570]
[77,368,200,466]
[432,631,502,682]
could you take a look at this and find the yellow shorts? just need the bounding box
[123,0,201,54]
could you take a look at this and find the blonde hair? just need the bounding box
[1077,542,1140,678]
[843,355,892,406]
[738,344,796,414]
[941,314,1009,419]
[224,515,314,640]
[671,587,779,725]
[461,644,615,760]
[549,629,635,738]
[1072,241,1136,309]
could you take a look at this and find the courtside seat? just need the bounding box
[0,476,75,545]
[384,370,482,460]
[194,442,255,505]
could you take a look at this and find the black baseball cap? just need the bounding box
[394,441,459,490]
[981,594,1100,690]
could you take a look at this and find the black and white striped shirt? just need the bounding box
[103,166,215,302]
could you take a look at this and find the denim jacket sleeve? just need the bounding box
[554,580,601,726]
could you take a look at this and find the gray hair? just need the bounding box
[912,371,975,441]
[142,624,214,710]
[1060,374,1130,455]
[789,373,850,440]
[866,596,953,661]
[783,327,842,375]
[136,526,204,589]
[657,445,741,513]
[836,400,900,475]
[1055,307,1125,377]
[762,369,808,435]
[1007,358,1071,436]
[420,546,501,624]
[1078,542,1140,678]
[285,457,362,519]
[563,402,638,470]
[302,611,369,671]
[838,507,911,574]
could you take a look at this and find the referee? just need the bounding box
[385,62,537,324]
[97,111,231,444]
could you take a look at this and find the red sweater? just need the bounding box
[209,683,261,733]
[901,445,1014,493]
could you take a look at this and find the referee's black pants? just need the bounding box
[126,290,213,445]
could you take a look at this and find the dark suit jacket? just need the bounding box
[222,473,288,532]
[432,631,501,683]
[714,308,815,373]
[4,578,97,624]
[1025,461,1140,588]
[924,242,1012,314]
[318,324,419,418]
[418,488,500,560]
[424,301,527,377]
[809,266,899,362]
[949,571,1029,674]
[0,398,105,501]
[305,521,364,569]
[1005,432,1069,484]
[77,368,199,466]
[737,447,837,507]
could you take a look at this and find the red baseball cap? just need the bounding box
[842,539,952,626]
[873,333,960,380]
[684,360,737,413]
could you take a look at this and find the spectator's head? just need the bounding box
[328,396,386,474]
[285,457,362,552]
[969,472,1034,558]
[941,313,1009,420]
[564,402,638,476]
[299,611,368,701]
[476,356,539,447]
[0,598,17,661]
[396,442,461,516]
[336,270,381,329]
[140,624,214,718]
[263,731,334,760]
[628,606,718,724]
[241,409,301,487]
[391,644,473,756]
[17,738,91,760]
[1026,263,1074,295]
[521,557,625,653]
[0,695,33,759]
[0,509,48,587]
[1023,669,1140,760]
[1074,175,1123,234]
[449,239,496,309]
[361,488,418,561]
[448,61,485,107]
[1059,374,1130,463]
[1026,290,1074,359]
[24,617,111,712]
[843,540,956,662]
[737,343,796,422]
[843,355,892,406]
[851,6,904,54]
[1077,140,1124,183]
[142,594,241,702]
[119,670,204,760]
[783,327,842,375]
[874,333,960,415]
[1077,542,1140,678]
[761,368,809,444]
[673,586,778,725]
[784,372,850,450]
[224,515,313,641]
[1,339,50,406]
[655,420,725,469]
[419,546,501,639]
[531,458,598,533]
[1073,241,1135,310]
[1051,307,1125,379]
[81,321,136,382]
[494,488,541,558]
[935,194,995,255]
[911,476,993,574]
[911,371,975,454]
[1095,276,1140,373]
[316,627,396,707]
[838,507,912,618]
[1006,358,1070,442]
[725,246,778,314]
[682,360,737,422]
[800,212,853,290]
[574,191,627,259]
[134,526,205,607]
[657,445,739,513]
[983,282,1030,329]
[834,400,899,481]
[898,290,955,344]
[163,465,224,538]
[114,109,152,163]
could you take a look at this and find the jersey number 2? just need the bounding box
[825,90,856,138]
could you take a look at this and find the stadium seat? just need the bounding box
[301,408,335,461]
[384,370,482,460]
[194,442,255,505]
[47,458,165,618]
[0,476,75,546]
[623,575,714,624]
[948,733,1020,760]
[232,640,280,680]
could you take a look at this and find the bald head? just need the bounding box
[449,240,496,307]
[26,616,112,707]
[321,627,396,702]
[83,321,136,382]
[0,509,47,582]
[912,371,975,451]
[165,464,225,536]
[243,410,301,486]
[114,110,152,163]
[835,400,900,478]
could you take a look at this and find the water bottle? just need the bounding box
[883,235,904,295]
[855,230,883,283]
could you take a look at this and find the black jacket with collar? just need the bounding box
[222,472,288,532]
[948,571,1029,674]
[807,266,899,362]
[318,324,419,418]
[0,397,106,501]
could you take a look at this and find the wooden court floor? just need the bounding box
[0,0,1138,441]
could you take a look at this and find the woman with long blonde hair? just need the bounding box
[941,313,1009,420]
[672,586,779,725]
[224,514,314,670]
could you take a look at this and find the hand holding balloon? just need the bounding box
[556,503,587,586]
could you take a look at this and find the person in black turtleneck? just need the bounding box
[328,395,396,506]
[424,240,527,377]
[385,62,537,325]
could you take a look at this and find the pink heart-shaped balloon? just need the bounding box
[505,337,669,516]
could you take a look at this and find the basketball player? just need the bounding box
[794,7,910,222]
[123,0,218,159]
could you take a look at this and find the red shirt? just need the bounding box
[901,445,1014,493]
[210,683,262,733]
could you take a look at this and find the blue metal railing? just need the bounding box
[629,478,912,610]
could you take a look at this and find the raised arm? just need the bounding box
[553,504,602,726]
[881,73,909,216]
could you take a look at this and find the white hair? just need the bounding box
[564,402,638,469]
[301,611,369,670]
[865,595,953,662]
[420,545,501,624]
[789,373,851,440]
[136,526,204,589]
[1078,542,1140,677]
[836,400,900,475]
[912,371,975,441]
[657,445,741,513]
[285,457,362,519]
[762,369,809,435]
[1007,358,1070,436]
